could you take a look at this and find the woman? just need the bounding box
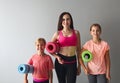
[50,12,81,83]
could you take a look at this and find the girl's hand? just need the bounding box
[106,72,111,81]
[24,79,28,83]
[84,68,89,75]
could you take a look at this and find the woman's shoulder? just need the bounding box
[73,29,80,36]
[51,31,61,41]
[74,29,79,33]
[54,31,61,36]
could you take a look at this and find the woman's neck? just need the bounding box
[62,27,71,31]
[62,27,72,33]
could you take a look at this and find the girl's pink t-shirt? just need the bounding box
[27,54,54,80]
[83,40,110,75]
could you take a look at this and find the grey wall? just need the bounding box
[0,0,120,83]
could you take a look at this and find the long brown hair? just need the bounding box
[57,12,74,31]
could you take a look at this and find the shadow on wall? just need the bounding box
[102,17,120,82]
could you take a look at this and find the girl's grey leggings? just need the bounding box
[88,74,108,83]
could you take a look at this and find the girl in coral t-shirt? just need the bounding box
[80,23,111,83]
[24,38,54,83]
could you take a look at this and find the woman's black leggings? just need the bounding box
[55,53,77,83]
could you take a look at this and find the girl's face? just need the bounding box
[35,42,45,52]
[90,26,101,39]
[62,14,71,28]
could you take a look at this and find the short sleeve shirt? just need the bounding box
[27,54,54,80]
[83,40,110,74]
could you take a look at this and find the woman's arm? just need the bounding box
[51,32,58,43]
[50,31,64,64]
[75,30,81,75]
[50,31,59,58]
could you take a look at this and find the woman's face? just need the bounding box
[90,26,101,39]
[62,14,71,28]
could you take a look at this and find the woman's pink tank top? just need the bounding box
[58,30,77,47]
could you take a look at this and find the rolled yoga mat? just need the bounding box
[18,64,34,73]
[46,42,60,53]
[82,50,93,62]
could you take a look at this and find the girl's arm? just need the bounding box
[24,74,28,83]
[105,50,111,80]
[79,48,89,75]
[49,70,53,83]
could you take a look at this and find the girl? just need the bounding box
[24,38,54,83]
[80,23,111,83]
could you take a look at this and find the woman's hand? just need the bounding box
[77,65,81,75]
[56,56,64,64]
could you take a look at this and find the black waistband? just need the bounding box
[57,53,76,62]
